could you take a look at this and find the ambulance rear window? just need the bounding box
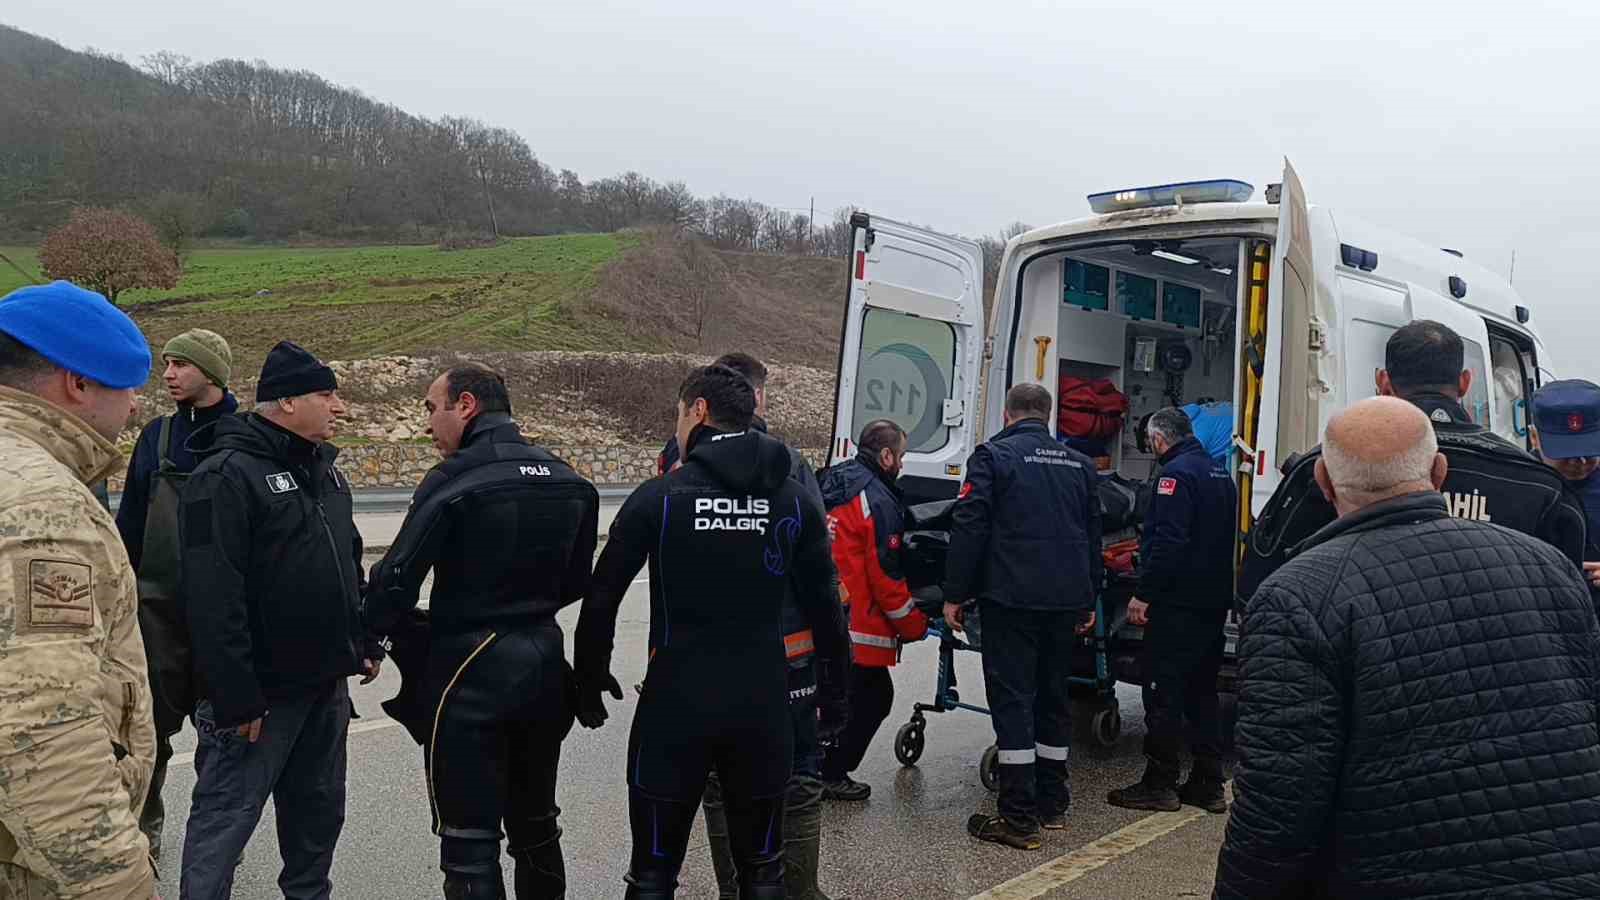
[851,308,958,454]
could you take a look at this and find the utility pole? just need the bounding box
[1509,248,1517,285]
[809,196,815,251]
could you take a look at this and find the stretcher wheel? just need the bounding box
[980,744,1000,792]
[1091,707,1122,748]
[894,722,925,766]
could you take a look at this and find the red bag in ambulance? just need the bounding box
[1058,376,1129,441]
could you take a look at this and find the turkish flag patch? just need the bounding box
[1157,477,1178,496]
[1570,413,1585,433]
[888,534,902,550]
[958,482,973,499]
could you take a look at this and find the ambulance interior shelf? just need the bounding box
[1049,240,1242,484]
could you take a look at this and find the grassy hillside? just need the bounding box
[0,230,846,378]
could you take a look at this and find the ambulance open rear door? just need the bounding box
[829,213,986,504]
[1238,160,1324,558]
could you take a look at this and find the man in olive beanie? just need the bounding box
[163,328,233,388]
[115,327,240,864]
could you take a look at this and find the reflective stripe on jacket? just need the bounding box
[823,460,928,666]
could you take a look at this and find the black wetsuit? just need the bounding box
[364,414,599,899]
[577,425,847,900]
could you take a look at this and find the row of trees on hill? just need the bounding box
[0,25,1030,268]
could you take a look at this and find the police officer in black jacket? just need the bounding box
[1239,320,1586,603]
[1108,407,1237,815]
[943,384,1103,851]
[574,364,848,899]
[364,363,599,900]
[179,341,384,899]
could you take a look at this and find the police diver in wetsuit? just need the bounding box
[574,364,848,899]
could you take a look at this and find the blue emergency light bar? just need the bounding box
[1087,180,1254,214]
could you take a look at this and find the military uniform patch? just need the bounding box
[20,559,95,632]
[266,471,299,494]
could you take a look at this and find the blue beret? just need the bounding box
[0,281,152,389]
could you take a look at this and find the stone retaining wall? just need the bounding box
[108,441,830,491]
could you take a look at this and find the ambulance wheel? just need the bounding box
[1092,707,1122,748]
[895,722,925,766]
[980,745,1000,792]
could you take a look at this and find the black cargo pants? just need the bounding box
[1141,605,1227,787]
[979,600,1076,833]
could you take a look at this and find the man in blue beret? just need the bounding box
[1532,379,1600,603]
[0,281,158,897]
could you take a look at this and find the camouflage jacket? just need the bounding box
[0,386,156,894]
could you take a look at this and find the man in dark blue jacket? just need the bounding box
[114,327,238,863]
[943,383,1102,850]
[1110,407,1236,814]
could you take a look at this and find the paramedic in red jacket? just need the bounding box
[817,419,929,801]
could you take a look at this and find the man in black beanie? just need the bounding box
[178,340,383,900]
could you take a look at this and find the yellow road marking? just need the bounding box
[169,719,402,768]
[968,806,1208,900]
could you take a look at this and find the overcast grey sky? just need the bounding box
[10,0,1599,376]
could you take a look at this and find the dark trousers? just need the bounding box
[979,600,1076,833]
[424,623,574,900]
[180,679,350,900]
[1141,605,1228,788]
[820,663,894,781]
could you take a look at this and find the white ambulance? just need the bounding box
[828,160,1548,530]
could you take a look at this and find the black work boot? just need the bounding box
[966,814,1042,851]
[1178,757,1228,814]
[1106,779,1181,812]
[506,815,567,900]
[821,775,870,802]
[1178,778,1228,814]
[1038,812,1068,831]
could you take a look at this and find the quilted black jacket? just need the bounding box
[1216,492,1600,899]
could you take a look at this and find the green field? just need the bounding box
[3,234,628,307]
[1,234,648,369]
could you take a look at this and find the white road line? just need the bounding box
[968,807,1208,900]
[168,719,403,768]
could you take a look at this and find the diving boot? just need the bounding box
[506,817,567,899]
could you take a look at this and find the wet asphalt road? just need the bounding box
[150,521,1229,899]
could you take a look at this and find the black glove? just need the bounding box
[575,669,624,729]
[814,656,849,745]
